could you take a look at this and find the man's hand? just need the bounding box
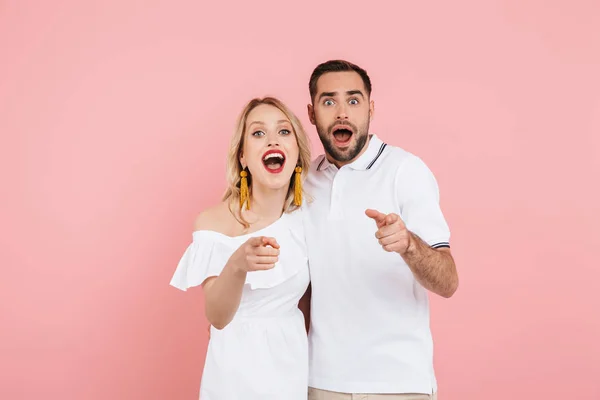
[365,208,458,298]
[365,209,410,255]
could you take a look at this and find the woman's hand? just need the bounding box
[231,236,280,273]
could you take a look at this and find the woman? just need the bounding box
[170,97,312,399]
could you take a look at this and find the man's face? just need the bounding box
[308,71,374,166]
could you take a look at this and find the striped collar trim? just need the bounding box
[317,134,387,171]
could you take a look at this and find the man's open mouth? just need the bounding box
[332,126,354,145]
[262,150,286,173]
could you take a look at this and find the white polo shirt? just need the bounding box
[303,134,451,394]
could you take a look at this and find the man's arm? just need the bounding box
[366,209,458,298]
[402,231,458,298]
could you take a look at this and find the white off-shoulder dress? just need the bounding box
[170,209,310,400]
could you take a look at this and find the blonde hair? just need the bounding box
[222,97,312,228]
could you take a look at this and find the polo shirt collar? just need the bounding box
[316,134,387,172]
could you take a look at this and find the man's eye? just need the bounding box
[349,99,359,105]
[324,99,334,106]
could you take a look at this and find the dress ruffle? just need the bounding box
[170,210,307,291]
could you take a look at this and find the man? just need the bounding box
[301,59,458,400]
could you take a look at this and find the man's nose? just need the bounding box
[336,104,348,120]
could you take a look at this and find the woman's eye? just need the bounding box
[280,129,291,135]
[252,130,265,136]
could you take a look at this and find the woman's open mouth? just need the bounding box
[262,150,286,174]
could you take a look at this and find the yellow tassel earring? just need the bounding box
[239,169,250,210]
[294,166,302,206]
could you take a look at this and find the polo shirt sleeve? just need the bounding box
[395,155,451,249]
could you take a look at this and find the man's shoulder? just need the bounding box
[305,155,328,186]
[379,141,421,170]
[308,154,326,172]
[376,140,439,183]
[382,142,412,160]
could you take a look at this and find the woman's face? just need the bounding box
[240,104,300,191]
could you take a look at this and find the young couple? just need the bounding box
[170,60,459,400]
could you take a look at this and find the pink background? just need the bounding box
[1,1,599,399]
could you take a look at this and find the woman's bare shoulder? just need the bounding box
[193,202,233,232]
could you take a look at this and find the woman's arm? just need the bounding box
[196,212,281,329]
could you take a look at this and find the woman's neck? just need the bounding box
[244,184,288,222]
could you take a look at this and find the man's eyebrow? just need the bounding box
[347,90,365,98]
[318,91,337,100]
[318,90,365,100]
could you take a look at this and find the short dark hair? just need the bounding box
[308,59,372,102]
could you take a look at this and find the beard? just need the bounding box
[316,119,370,163]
